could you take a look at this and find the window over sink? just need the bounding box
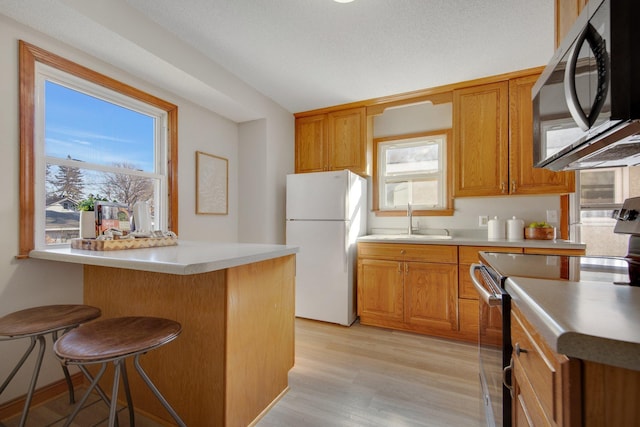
[373,129,453,216]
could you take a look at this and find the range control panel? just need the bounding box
[613,197,640,235]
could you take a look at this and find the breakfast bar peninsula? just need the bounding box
[30,240,299,427]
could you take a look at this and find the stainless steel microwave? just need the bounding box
[532,0,640,171]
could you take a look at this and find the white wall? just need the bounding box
[0,13,294,403]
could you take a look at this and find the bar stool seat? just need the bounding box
[54,316,186,427]
[0,304,101,427]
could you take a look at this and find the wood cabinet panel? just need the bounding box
[458,246,522,300]
[295,107,368,175]
[405,262,458,331]
[357,258,403,322]
[458,298,479,336]
[328,107,367,173]
[453,81,510,197]
[509,75,575,195]
[555,0,588,48]
[295,114,327,173]
[523,248,585,256]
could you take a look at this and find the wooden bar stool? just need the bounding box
[0,304,101,427]
[54,316,186,427]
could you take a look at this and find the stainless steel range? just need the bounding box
[470,196,640,427]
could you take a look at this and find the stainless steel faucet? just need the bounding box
[407,202,413,235]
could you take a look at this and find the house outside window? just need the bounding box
[37,68,166,246]
[573,166,640,256]
[19,41,178,256]
[374,130,451,214]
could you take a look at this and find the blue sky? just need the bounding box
[44,80,155,172]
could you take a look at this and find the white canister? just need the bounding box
[487,216,506,240]
[506,216,525,240]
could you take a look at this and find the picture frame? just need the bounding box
[196,151,228,215]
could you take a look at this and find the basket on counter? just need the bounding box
[71,236,177,251]
[524,227,555,240]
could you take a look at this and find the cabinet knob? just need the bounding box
[511,180,517,193]
[515,343,528,356]
[400,249,406,255]
[500,182,506,193]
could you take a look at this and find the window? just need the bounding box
[573,166,640,256]
[19,41,178,256]
[373,130,452,215]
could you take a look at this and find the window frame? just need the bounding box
[19,41,179,257]
[372,129,453,217]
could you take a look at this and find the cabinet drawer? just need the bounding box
[459,245,521,264]
[357,243,405,260]
[402,244,457,263]
[358,243,457,263]
[514,357,553,427]
[511,309,558,421]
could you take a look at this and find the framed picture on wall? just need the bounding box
[196,151,228,215]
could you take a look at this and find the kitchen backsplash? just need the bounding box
[367,194,562,238]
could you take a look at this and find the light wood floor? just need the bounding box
[1,319,482,427]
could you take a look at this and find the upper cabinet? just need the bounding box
[453,74,575,198]
[453,81,510,197]
[555,0,589,48]
[295,107,369,176]
[509,75,575,195]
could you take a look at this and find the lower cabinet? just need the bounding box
[358,243,586,343]
[511,303,640,427]
[357,243,458,337]
[511,305,580,426]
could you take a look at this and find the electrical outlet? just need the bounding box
[478,215,489,227]
[546,209,558,224]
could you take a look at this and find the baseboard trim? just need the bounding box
[0,372,84,420]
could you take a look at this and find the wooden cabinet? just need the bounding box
[458,246,522,340]
[453,81,510,197]
[511,305,581,426]
[295,107,369,175]
[358,258,404,322]
[555,0,588,48]
[512,302,640,427]
[453,76,575,198]
[358,243,586,343]
[357,243,458,337]
[509,75,575,195]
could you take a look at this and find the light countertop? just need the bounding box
[358,234,586,250]
[506,276,640,371]
[29,240,299,275]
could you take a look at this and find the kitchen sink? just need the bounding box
[366,234,453,240]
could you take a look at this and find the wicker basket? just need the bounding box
[71,236,177,251]
[524,227,555,240]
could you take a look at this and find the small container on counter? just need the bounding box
[506,216,525,240]
[488,216,506,240]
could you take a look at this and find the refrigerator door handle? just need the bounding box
[343,222,349,273]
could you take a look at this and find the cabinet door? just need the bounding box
[328,107,367,175]
[358,259,404,322]
[295,114,327,173]
[404,262,458,331]
[509,75,575,195]
[453,82,509,197]
[555,0,588,48]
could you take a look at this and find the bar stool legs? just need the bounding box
[55,316,186,427]
[0,335,45,427]
[0,304,101,427]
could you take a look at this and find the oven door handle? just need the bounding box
[469,264,502,306]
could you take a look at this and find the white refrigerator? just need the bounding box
[286,170,367,326]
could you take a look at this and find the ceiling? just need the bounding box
[1,0,555,120]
